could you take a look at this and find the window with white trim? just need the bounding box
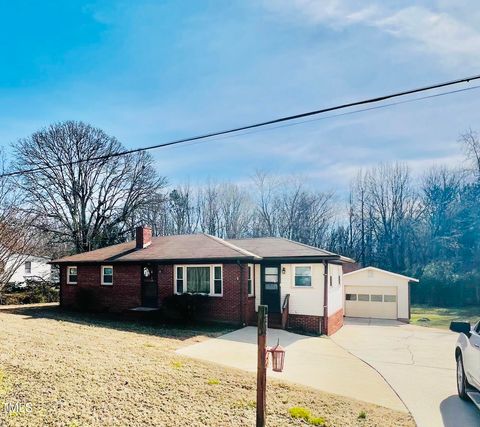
[67,266,77,284]
[294,265,312,287]
[175,265,223,296]
[247,264,254,296]
[101,266,113,285]
[176,266,184,293]
[25,261,32,274]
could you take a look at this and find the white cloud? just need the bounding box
[264,0,480,69]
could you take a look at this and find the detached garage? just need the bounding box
[343,267,419,321]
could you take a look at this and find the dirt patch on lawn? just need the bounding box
[0,306,415,426]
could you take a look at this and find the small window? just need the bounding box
[265,267,279,284]
[358,294,369,302]
[67,266,77,284]
[338,275,341,286]
[101,266,113,285]
[214,266,222,295]
[346,293,357,301]
[24,261,32,274]
[247,265,254,296]
[384,295,397,303]
[294,266,312,287]
[329,275,333,287]
[371,294,383,302]
[176,266,184,293]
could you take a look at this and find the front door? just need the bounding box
[261,265,281,313]
[141,264,158,308]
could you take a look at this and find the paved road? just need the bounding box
[178,326,407,412]
[331,318,480,427]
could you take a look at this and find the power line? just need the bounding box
[3,73,480,179]
[174,84,480,150]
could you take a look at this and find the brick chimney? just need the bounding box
[136,226,152,249]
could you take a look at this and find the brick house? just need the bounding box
[52,227,354,335]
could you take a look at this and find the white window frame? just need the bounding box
[101,265,113,286]
[24,261,32,274]
[293,264,313,287]
[67,266,77,285]
[174,265,223,297]
[247,264,254,297]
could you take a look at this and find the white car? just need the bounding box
[450,320,480,409]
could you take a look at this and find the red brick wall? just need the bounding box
[60,262,251,325]
[158,264,174,305]
[288,314,322,335]
[60,264,141,312]
[193,263,247,324]
[326,308,344,335]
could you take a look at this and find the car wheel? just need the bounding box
[456,354,470,400]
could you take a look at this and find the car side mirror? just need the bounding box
[450,321,471,337]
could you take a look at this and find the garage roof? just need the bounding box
[344,266,419,282]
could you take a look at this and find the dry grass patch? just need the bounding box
[0,306,415,426]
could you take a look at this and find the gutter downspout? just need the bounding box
[322,260,329,335]
[237,260,246,326]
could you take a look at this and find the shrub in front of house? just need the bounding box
[162,293,209,322]
[76,288,96,310]
[0,281,59,305]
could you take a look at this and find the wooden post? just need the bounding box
[257,305,268,427]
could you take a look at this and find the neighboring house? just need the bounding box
[52,227,354,335]
[4,254,53,285]
[343,267,419,321]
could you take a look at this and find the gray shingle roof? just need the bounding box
[52,234,351,263]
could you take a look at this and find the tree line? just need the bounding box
[1,120,478,306]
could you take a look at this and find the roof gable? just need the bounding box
[344,266,419,282]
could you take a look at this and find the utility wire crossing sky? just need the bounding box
[3,73,480,180]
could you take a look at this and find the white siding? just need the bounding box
[343,268,411,319]
[279,263,324,316]
[327,263,343,315]
[7,255,51,283]
[253,262,344,317]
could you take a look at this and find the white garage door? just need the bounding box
[345,286,398,319]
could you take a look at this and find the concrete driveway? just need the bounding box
[332,318,480,427]
[177,326,407,412]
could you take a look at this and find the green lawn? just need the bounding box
[411,305,479,329]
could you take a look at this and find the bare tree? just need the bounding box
[365,163,421,271]
[14,121,166,253]
[0,154,42,291]
[252,171,279,236]
[197,182,221,235]
[460,129,480,180]
[219,183,252,238]
[168,185,198,234]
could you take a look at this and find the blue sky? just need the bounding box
[1,0,480,192]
